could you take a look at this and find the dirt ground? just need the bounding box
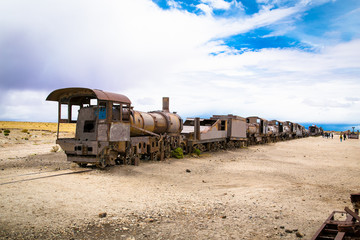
[0,127,359,240]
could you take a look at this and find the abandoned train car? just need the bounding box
[47,87,311,167]
[309,125,323,136]
[182,114,247,153]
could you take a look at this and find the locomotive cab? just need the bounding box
[46,88,132,167]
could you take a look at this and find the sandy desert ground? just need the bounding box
[0,124,359,240]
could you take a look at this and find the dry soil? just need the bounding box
[0,127,359,240]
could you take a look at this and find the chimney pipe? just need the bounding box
[194,117,200,140]
[162,97,169,112]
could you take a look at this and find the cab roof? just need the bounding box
[46,87,131,104]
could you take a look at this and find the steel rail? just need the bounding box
[0,168,71,179]
[0,169,92,186]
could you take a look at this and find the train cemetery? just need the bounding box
[0,123,359,239]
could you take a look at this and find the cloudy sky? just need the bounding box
[0,0,359,124]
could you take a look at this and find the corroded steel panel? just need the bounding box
[231,119,247,138]
[75,107,97,141]
[97,124,108,141]
[110,122,130,141]
[201,130,226,140]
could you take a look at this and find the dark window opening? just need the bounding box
[122,104,130,121]
[220,121,226,130]
[112,103,121,121]
[75,146,82,151]
[84,121,95,133]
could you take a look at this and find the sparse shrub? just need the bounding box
[193,148,201,156]
[21,129,28,133]
[51,145,59,152]
[171,147,184,159]
[4,129,10,136]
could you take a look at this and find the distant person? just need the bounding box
[340,134,343,142]
[331,133,333,139]
[344,133,346,141]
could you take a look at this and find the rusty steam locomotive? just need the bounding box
[47,87,313,168]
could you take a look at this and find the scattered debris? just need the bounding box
[311,193,360,239]
[145,218,155,223]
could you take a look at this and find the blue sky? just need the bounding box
[0,0,359,127]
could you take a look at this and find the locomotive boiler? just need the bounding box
[246,116,269,144]
[267,120,282,141]
[46,87,182,167]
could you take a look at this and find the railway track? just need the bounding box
[0,169,92,186]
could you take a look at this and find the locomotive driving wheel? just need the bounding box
[150,151,159,161]
[96,148,111,169]
[226,141,235,149]
[96,158,107,169]
[131,154,140,166]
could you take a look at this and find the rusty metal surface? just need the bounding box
[211,115,247,139]
[183,118,226,141]
[46,87,131,104]
[351,194,360,209]
[309,125,321,136]
[312,194,360,240]
[182,125,211,134]
[348,129,360,139]
[162,97,169,112]
[110,122,131,141]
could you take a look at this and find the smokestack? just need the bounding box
[194,117,200,140]
[162,97,169,112]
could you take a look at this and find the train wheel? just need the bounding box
[96,158,107,169]
[165,145,171,159]
[150,152,158,161]
[180,143,187,154]
[131,154,140,166]
[226,141,234,149]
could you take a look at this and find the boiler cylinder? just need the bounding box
[247,124,258,135]
[130,110,182,136]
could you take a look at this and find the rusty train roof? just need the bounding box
[46,88,131,104]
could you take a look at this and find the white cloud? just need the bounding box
[201,0,232,10]
[167,0,181,9]
[196,3,214,16]
[0,0,359,125]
